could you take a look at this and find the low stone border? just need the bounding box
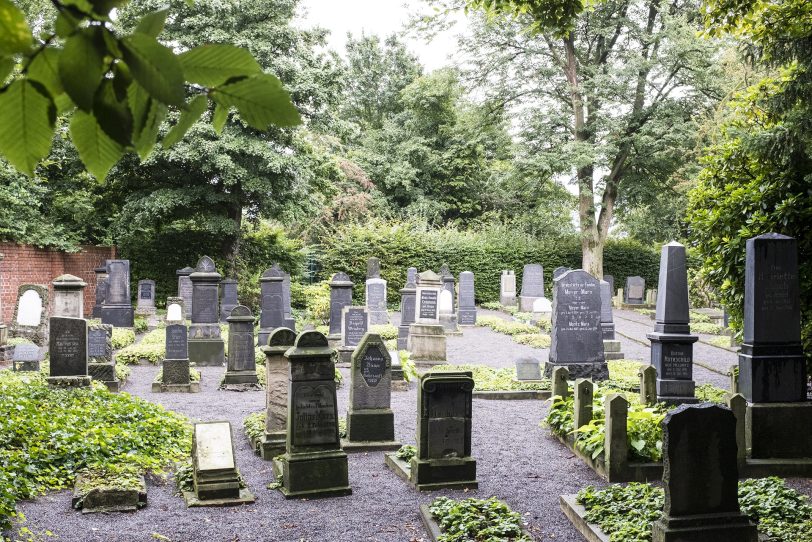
[72,474,147,514]
[151,380,201,393]
[182,489,255,507]
[383,453,479,491]
[341,439,402,453]
[472,390,550,400]
[555,433,662,482]
[559,494,610,542]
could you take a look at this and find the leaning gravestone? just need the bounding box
[515,357,542,381]
[544,270,607,380]
[52,274,87,318]
[647,242,698,404]
[92,265,108,318]
[366,258,389,325]
[345,333,400,450]
[398,281,417,350]
[48,316,91,388]
[221,305,260,389]
[12,343,42,372]
[155,323,198,393]
[135,279,156,316]
[88,324,119,391]
[339,306,368,364]
[500,270,517,306]
[101,259,134,327]
[457,271,477,326]
[410,270,446,364]
[257,265,285,346]
[188,256,225,366]
[176,266,195,318]
[651,404,757,542]
[327,272,353,346]
[519,264,545,312]
[258,327,296,460]
[10,284,49,345]
[183,421,255,507]
[624,276,645,305]
[276,331,351,498]
[386,371,477,490]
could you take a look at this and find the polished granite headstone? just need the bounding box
[457,271,477,326]
[328,272,353,345]
[188,256,225,366]
[258,265,285,346]
[101,259,134,327]
[92,266,108,318]
[222,305,260,389]
[48,316,91,388]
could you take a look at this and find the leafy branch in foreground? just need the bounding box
[0,0,301,178]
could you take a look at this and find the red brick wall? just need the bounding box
[0,243,117,324]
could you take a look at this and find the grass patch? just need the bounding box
[691,322,725,335]
[370,324,398,340]
[431,364,551,391]
[111,328,136,349]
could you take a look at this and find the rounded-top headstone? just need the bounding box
[295,330,328,348]
[52,274,87,289]
[330,271,352,285]
[227,305,253,321]
[196,256,215,272]
[269,327,297,347]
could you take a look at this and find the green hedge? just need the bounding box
[316,221,660,302]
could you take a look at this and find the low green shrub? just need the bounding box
[696,383,728,403]
[395,445,416,462]
[370,324,398,340]
[243,411,265,444]
[5,337,33,346]
[477,315,540,336]
[116,343,164,365]
[111,328,136,349]
[115,363,131,383]
[133,317,149,334]
[480,301,501,311]
[689,311,712,323]
[691,322,725,335]
[431,364,550,391]
[428,496,530,542]
[400,352,419,383]
[513,333,551,349]
[139,328,166,345]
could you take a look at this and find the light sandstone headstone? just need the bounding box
[101,259,134,327]
[185,421,254,506]
[410,270,446,364]
[365,277,389,325]
[515,357,542,381]
[52,274,87,318]
[258,327,296,460]
[188,256,225,366]
[499,270,517,306]
[440,264,456,313]
[438,289,458,334]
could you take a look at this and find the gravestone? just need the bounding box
[12,344,42,372]
[544,270,607,380]
[219,278,238,323]
[282,271,296,331]
[176,267,195,318]
[457,271,476,326]
[500,270,517,306]
[222,306,260,389]
[366,277,389,326]
[188,256,225,366]
[345,333,399,450]
[398,281,417,350]
[47,316,91,388]
[440,264,456,313]
[402,371,477,490]
[92,265,108,318]
[532,297,552,316]
[519,264,545,311]
[88,323,119,391]
[10,284,49,345]
[651,404,757,542]
[515,357,542,381]
[553,267,571,281]
[328,272,353,346]
[258,328,296,460]
[339,306,368,364]
[184,421,254,506]
[156,324,196,393]
[646,288,658,306]
[101,259,134,327]
[624,276,645,305]
[166,296,185,324]
[135,279,156,316]
[257,265,286,346]
[410,271,446,364]
[601,279,624,361]
[647,242,698,404]
[438,289,459,334]
[52,274,87,318]
[739,234,812,460]
[406,267,418,285]
[604,275,615,297]
[277,331,351,498]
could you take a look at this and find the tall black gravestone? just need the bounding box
[219,278,239,323]
[188,256,225,366]
[327,272,353,346]
[92,265,108,318]
[257,265,286,346]
[222,305,260,388]
[47,316,91,388]
[101,259,134,327]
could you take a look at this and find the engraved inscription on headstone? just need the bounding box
[195,422,235,472]
[88,328,108,358]
[166,324,188,359]
[360,345,386,387]
[343,307,368,347]
[419,290,438,319]
[193,287,218,323]
[49,317,87,377]
[139,283,152,299]
[515,358,542,381]
[292,384,338,446]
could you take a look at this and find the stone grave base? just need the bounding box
[135,307,156,317]
[88,362,120,392]
[651,513,758,542]
[560,494,610,542]
[341,439,402,452]
[188,339,225,366]
[100,305,134,328]
[544,361,609,381]
[336,346,354,367]
[152,381,201,393]
[555,433,663,483]
[619,302,653,310]
[384,453,478,491]
[603,340,624,360]
[457,309,476,327]
[182,489,255,508]
[326,333,342,348]
[14,360,40,372]
[220,370,261,391]
[499,295,516,307]
[747,402,812,460]
[408,324,446,365]
[72,474,146,514]
[473,389,551,400]
[347,409,396,443]
[47,376,92,388]
[519,296,543,312]
[275,451,351,499]
[257,433,285,461]
[439,314,461,335]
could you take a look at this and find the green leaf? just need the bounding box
[0,79,56,176]
[136,9,169,38]
[0,0,33,55]
[93,79,133,146]
[0,56,13,83]
[162,94,207,148]
[211,73,300,130]
[129,82,166,160]
[121,32,185,107]
[178,44,261,87]
[59,29,104,111]
[28,48,62,97]
[54,11,79,38]
[212,102,228,134]
[70,110,124,179]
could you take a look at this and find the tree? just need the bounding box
[456,0,725,276]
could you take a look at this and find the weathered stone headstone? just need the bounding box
[647,242,698,405]
[166,296,185,324]
[345,333,399,449]
[327,272,353,346]
[281,271,296,331]
[367,257,381,279]
[404,371,477,490]
[47,316,91,388]
[257,265,285,346]
[651,404,758,542]
[277,331,351,498]
[519,264,545,311]
[157,324,195,393]
[218,278,238,323]
[553,266,571,281]
[188,256,225,366]
[10,285,49,345]
[398,281,417,350]
[457,271,477,326]
[92,265,108,318]
[410,271,446,364]
[258,327,296,460]
[52,274,87,318]
[88,323,119,391]
[222,305,259,389]
[339,306,368,365]
[101,259,134,327]
[366,277,389,325]
[12,344,42,372]
[624,276,645,305]
[515,357,542,381]
[544,270,607,380]
[176,267,194,318]
[135,279,156,316]
[500,270,517,306]
[604,275,615,297]
[601,279,624,361]
[739,233,812,460]
[184,421,254,506]
[646,288,658,306]
[406,267,418,285]
[532,297,552,316]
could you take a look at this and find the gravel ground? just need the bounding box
[11,308,810,541]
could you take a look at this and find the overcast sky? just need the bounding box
[295,0,464,71]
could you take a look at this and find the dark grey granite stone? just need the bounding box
[177,267,195,318]
[258,265,285,345]
[49,317,88,377]
[457,271,476,325]
[12,344,42,371]
[624,276,645,304]
[188,256,225,366]
[93,266,108,318]
[165,324,188,360]
[365,279,388,323]
[521,264,544,297]
[553,267,571,281]
[418,290,438,320]
[282,271,295,330]
[654,242,690,329]
[342,307,368,347]
[328,272,353,336]
[219,279,239,323]
[100,260,134,327]
[138,280,155,304]
[88,324,112,363]
[515,357,542,381]
[226,306,257,373]
[398,283,417,350]
[351,336,391,408]
[604,275,614,297]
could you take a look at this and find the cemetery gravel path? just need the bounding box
[11,310,788,541]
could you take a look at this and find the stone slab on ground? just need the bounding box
[72,475,147,514]
[559,494,612,542]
